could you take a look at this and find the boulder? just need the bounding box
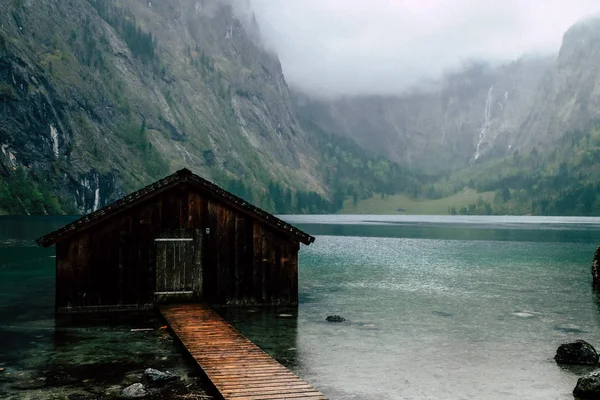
[121,383,148,398]
[555,340,598,365]
[574,371,600,399]
[143,368,178,384]
[593,244,600,284]
[326,315,346,323]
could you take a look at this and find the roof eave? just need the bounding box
[35,169,315,247]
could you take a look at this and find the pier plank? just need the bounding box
[160,304,327,400]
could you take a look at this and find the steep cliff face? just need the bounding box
[515,18,600,150]
[293,56,553,174]
[0,0,321,214]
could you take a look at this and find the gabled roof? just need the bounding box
[36,169,315,247]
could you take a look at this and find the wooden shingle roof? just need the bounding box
[36,168,315,247]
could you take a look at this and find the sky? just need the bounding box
[247,0,600,98]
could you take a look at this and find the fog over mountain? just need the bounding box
[249,0,600,97]
[3,0,600,217]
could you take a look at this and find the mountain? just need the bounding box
[292,56,555,174]
[3,1,600,216]
[292,17,600,215]
[514,18,600,149]
[0,0,327,215]
[292,17,600,176]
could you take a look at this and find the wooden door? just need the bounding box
[154,229,202,303]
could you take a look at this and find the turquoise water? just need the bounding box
[230,215,600,399]
[2,215,600,399]
[0,217,209,399]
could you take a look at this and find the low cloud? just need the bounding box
[248,0,600,98]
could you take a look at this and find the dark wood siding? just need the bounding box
[54,183,301,311]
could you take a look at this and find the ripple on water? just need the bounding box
[286,224,600,399]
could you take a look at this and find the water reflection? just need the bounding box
[293,222,600,243]
[217,307,300,370]
[0,216,211,399]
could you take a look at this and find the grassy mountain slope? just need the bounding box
[350,122,600,216]
[341,190,496,215]
[436,124,600,215]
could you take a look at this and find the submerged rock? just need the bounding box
[432,311,453,318]
[574,371,600,398]
[555,340,598,365]
[143,368,178,384]
[122,371,143,386]
[121,383,148,398]
[326,315,346,323]
[105,385,122,397]
[68,394,92,400]
[554,324,586,334]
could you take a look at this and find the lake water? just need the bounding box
[230,215,600,399]
[0,216,209,399]
[2,215,600,399]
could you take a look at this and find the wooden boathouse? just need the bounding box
[37,168,315,313]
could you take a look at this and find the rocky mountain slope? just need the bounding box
[0,0,323,214]
[3,1,600,216]
[293,56,554,174]
[294,17,600,176]
[515,18,600,150]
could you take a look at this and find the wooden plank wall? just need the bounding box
[186,190,299,306]
[55,185,300,311]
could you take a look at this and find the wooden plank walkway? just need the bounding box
[159,304,327,400]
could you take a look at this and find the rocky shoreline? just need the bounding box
[0,316,211,400]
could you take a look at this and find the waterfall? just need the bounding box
[474,85,494,161]
[50,124,59,158]
[93,175,100,212]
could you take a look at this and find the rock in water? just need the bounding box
[555,340,599,365]
[143,368,178,384]
[592,244,600,284]
[326,315,346,323]
[121,383,148,398]
[574,371,600,398]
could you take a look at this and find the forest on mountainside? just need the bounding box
[3,0,600,216]
[425,122,600,216]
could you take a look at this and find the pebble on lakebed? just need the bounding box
[121,382,148,398]
[143,368,178,384]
